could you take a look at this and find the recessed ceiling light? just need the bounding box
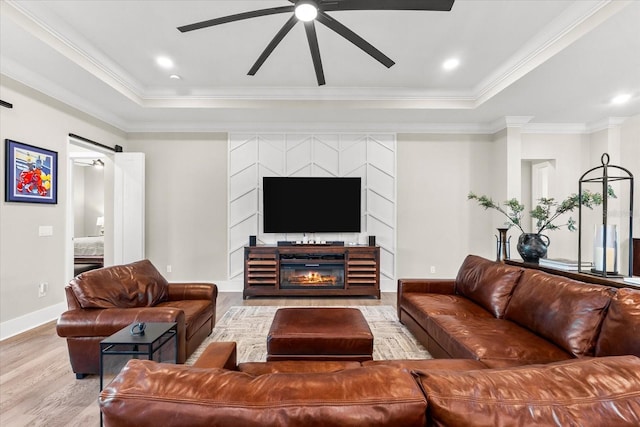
[611,93,631,105]
[156,56,174,69]
[169,74,182,80]
[442,58,460,71]
[295,1,318,21]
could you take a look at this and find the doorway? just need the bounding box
[66,138,146,283]
[68,141,107,276]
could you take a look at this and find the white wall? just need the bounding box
[0,76,125,338]
[72,164,104,237]
[83,166,104,236]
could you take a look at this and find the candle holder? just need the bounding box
[592,224,618,275]
[578,153,634,277]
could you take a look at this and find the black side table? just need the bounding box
[99,322,177,391]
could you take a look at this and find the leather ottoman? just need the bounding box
[267,308,374,362]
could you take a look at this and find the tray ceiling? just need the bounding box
[1,0,639,132]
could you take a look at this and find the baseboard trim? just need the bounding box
[214,280,243,292]
[0,302,66,341]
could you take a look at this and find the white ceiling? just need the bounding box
[1,0,639,133]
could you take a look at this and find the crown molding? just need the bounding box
[586,117,629,133]
[3,0,144,104]
[474,0,631,107]
[2,65,626,137]
[0,64,128,131]
[521,123,589,134]
[487,116,535,133]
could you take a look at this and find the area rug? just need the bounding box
[186,305,432,364]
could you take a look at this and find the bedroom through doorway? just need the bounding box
[69,141,106,276]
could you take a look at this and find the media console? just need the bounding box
[244,245,380,299]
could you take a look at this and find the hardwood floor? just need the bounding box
[0,292,396,427]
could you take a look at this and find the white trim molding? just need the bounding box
[0,302,66,341]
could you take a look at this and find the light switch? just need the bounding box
[39,225,53,236]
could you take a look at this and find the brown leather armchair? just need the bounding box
[56,259,217,378]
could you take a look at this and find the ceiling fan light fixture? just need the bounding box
[92,159,104,168]
[295,1,318,22]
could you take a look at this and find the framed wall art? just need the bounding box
[5,139,58,204]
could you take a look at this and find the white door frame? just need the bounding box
[66,140,145,283]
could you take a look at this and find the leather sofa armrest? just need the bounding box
[56,306,186,338]
[397,279,455,318]
[192,342,237,370]
[398,279,455,295]
[167,282,217,302]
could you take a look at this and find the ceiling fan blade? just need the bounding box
[248,15,298,76]
[316,11,394,68]
[178,5,294,32]
[304,21,326,86]
[321,0,455,12]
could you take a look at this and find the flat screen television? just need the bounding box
[263,177,361,233]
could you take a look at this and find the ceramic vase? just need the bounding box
[517,233,550,263]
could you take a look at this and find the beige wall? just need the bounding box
[0,76,125,332]
[396,133,494,278]
[127,133,228,284]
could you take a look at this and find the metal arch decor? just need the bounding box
[5,139,58,204]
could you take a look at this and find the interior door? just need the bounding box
[112,152,145,265]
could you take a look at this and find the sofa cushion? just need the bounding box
[596,288,640,357]
[416,356,640,427]
[454,255,523,318]
[402,293,494,319]
[70,259,169,309]
[100,360,428,427]
[426,315,572,364]
[155,299,212,340]
[504,270,614,357]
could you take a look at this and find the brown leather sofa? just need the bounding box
[56,259,217,378]
[398,254,640,368]
[99,342,640,426]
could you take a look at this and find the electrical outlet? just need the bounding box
[430,266,436,274]
[38,282,48,298]
[166,265,172,273]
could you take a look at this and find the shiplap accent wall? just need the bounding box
[228,133,397,290]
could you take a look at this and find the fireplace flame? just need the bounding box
[289,271,337,285]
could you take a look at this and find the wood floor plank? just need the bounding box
[0,292,396,426]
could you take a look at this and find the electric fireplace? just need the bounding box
[280,262,345,289]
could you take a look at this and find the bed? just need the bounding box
[74,236,104,267]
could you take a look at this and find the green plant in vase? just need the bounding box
[468,188,614,263]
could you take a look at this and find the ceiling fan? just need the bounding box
[178,0,455,86]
